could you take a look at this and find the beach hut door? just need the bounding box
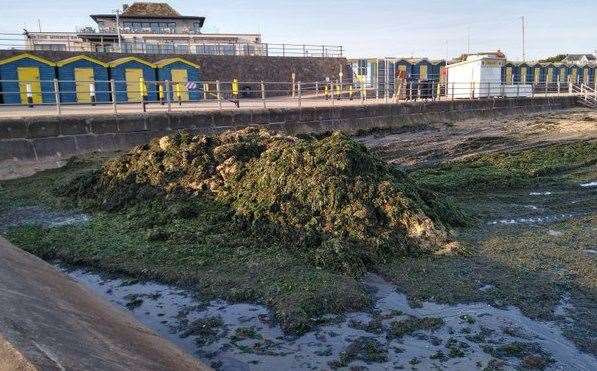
[171,69,189,101]
[419,65,428,80]
[75,68,94,103]
[125,68,143,102]
[17,67,42,104]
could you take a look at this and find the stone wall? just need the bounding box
[0,96,580,162]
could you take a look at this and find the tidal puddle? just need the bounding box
[579,181,597,188]
[0,206,90,232]
[56,265,596,371]
[488,213,579,226]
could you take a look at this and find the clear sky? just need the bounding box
[0,0,595,60]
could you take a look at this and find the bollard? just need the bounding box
[165,80,172,112]
[349,85,353,100]
[26,83,33,107]
[53,79,61,115]
[336,83,341,100]
[324,84,329,100]
[139,77,148,113]
[216,80,222,109]
[175,83,182,105]
[110,79,117,114]
[361,81,366,103]
[158,83,165,105]
[203,83,209,101]
[431,81,435,101]
[297,81,302,108]
[261,81,266,108]
[89,83,96,106]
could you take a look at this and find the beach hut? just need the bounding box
[580,64,595,85]
[429,60,445,82]
[0,53,56,105]
[394,58,413,79]
[568,64,580,83]
[544,63,556,83]
[502,61,515,84]
[410,58,434,81]
[56,55,110,104]
[530,62,543,84]
[517,62,532,84]
[108,57,157,102]
[155,58,201,101]
[556,63,568,83]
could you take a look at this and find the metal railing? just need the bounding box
[0,78,594,117]
[1,33,343,58]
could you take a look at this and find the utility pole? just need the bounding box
[521,16,526,61]
[37,19,41,32]
[114,9,122,53]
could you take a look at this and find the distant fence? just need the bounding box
[0,33,343,58]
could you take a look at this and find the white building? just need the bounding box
[24,2,263,55]
[446,52,531,98]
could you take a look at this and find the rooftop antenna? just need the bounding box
[521,16,526,61]
[466,26,470,54]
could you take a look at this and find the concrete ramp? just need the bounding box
[0,237,210,371]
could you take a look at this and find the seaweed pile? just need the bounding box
[62,128,463,275]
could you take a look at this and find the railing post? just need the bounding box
[53,79,61,115]
[165,80,172,112]
[375,79,379,100]
[26,83,33,108]
[315,81,319,96]
[297,81,302,108]
[282,44,285,57]
[431,81,435,101]
[261,81,266,108]
[216,80,222,110]
[291,73,296,98]
[110,79,117,114]
[89,82,96,106]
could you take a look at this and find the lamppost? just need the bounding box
[114,9,122,52]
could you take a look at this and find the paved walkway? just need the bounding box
[0,237,210,371]
[0,92,579,118]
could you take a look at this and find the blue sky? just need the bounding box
[0,0,595,60]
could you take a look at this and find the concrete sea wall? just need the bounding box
[0,96,580,162]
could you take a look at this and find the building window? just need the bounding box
[175,44,189,54]
[146,43,159,54]
[193,22,202,32]
[162,43,175,54]
[34,44,66,51]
